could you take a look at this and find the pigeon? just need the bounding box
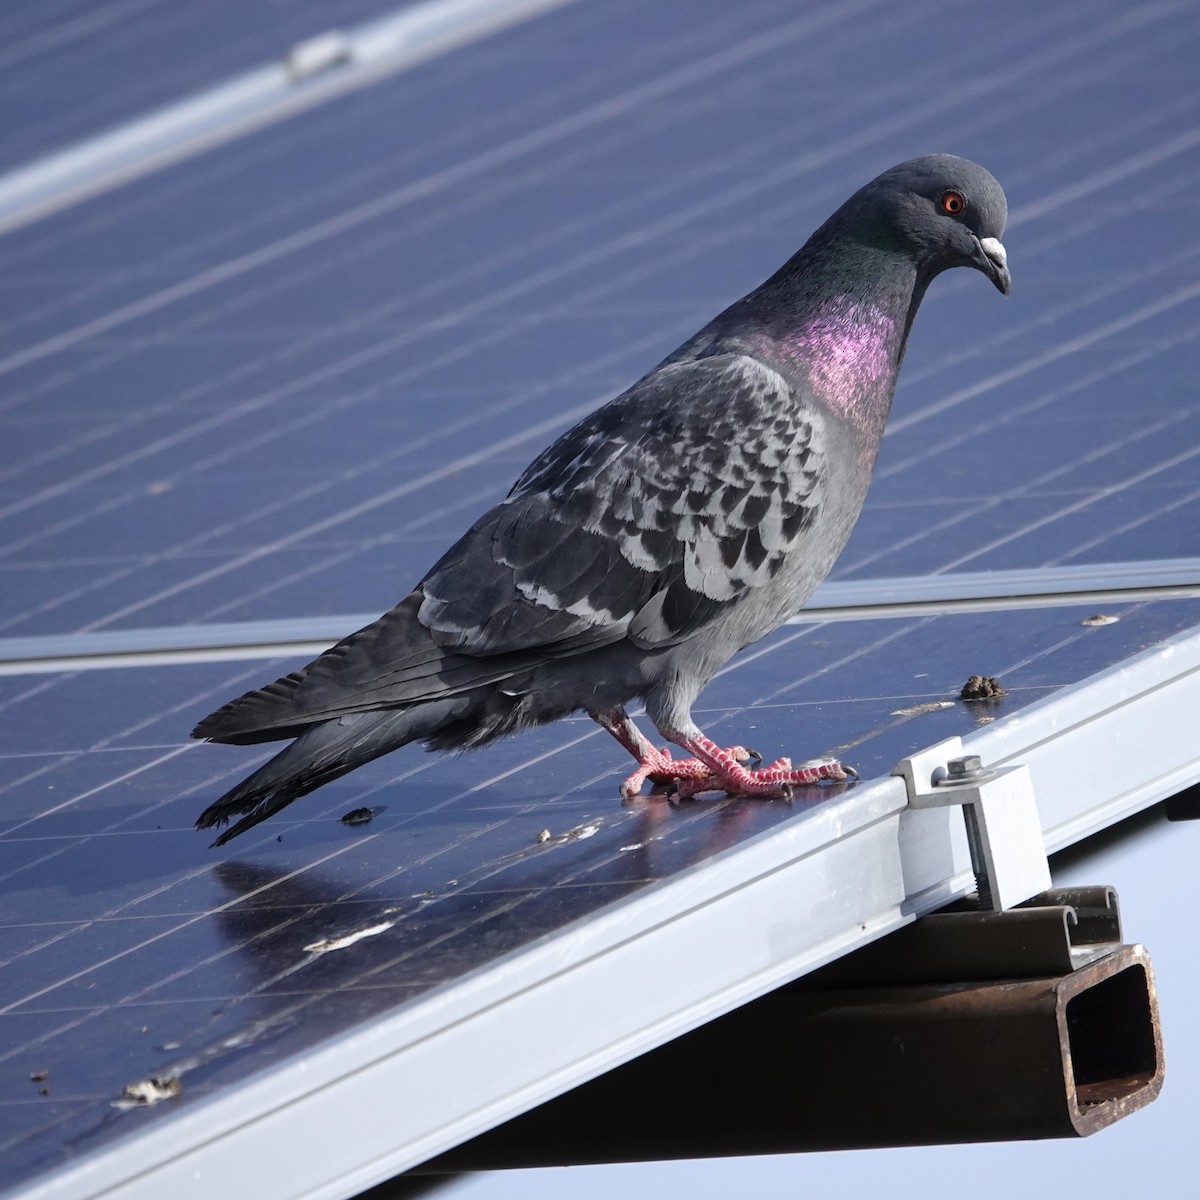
[194,154,1010,846]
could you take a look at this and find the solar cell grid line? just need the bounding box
[2,374,1190,609]
[150,227,1195,586]
[886,117,1200,381]
[11,604,1190,859]
[0,2,974,482]
[0,606,1172,1017]
[3,62,898,476]
[0,313,705,635]
[900,322,1200,475]
[0,65,1190,619]
[0,0,1171,410]
[0,616,835,901]
[934,431,1200,575]
[0,1,428,172]
[883,256,1200,436]
[0,0,584,205]
[883,243,1200,440]
[0,0,1161,422]
[845,384,1200,579]
[0,0,164,72]
[0,597,1184,938]
[30,291,1200,638]
[1,727,731,1059]
[1,717,623,1006]
[0,131,1185,472]
[0,12,1180,544]
[0,661,274,841]
[6,556,1200,680]
[0,194,1177,582]
[2,142,1190,638]
[0,15,1022,506]
[0,734,601,1010]
[4,104,1176,511]
[3,603,1200,1195]
[0,0,901,377]
[0,0,784,301]
[0,0,796,269]
[0,597,1116,969]
[0,274,683,546]
[1057,484,1200,567]
[834,318,1200,578]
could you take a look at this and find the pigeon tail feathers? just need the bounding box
[195,702,462,846]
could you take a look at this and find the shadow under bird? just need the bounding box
[194,153,1010,846]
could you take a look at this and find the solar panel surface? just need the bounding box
[3,597,1200,1191]
[3,0,1199,639]
[1,0,1199,1195]
[0,0,408,172]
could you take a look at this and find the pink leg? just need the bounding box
[662,729,854,800]
[590,708,757,799]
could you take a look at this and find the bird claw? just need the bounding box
[660,743,857,800]
[617,734,856,805]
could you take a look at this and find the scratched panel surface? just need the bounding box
[2,594,1199,1186]
[2,0,1199,638]
[0,0,404,171]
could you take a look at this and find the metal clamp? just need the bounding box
[894,736,1050,911]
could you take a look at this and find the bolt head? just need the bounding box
[934,754,996,787]
[948,755,982,777]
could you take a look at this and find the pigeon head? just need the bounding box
[850,154,1010,294]
[724,155,1009,459]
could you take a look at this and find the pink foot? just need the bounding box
[664,732,856,800]
[619,744,759,799]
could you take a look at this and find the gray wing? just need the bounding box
[418,352,825,654]
[194,354,826,741]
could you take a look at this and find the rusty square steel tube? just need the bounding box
[416,943,1162,1171]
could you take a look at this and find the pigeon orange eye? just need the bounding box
[940,190,966,215]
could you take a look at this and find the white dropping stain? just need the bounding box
[540,820,603,847]
[619,843,644,852]
[304,920,394,955]
[115,1075,181,1108]
[891,700,956,717]
[1082,613,1120,627]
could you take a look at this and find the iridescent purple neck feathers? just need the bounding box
[770,296,902,455]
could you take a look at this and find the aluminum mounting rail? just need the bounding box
[3,557,1198,675]
[0,0,576,237]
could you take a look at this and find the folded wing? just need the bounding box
[193,354,824,744]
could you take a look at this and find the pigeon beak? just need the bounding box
[975,236,1011,295]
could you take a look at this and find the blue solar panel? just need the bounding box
[1,0,1199,1192]
[2,0,1198,637]
[0,0,409,171]
[3,595,1200,1189]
